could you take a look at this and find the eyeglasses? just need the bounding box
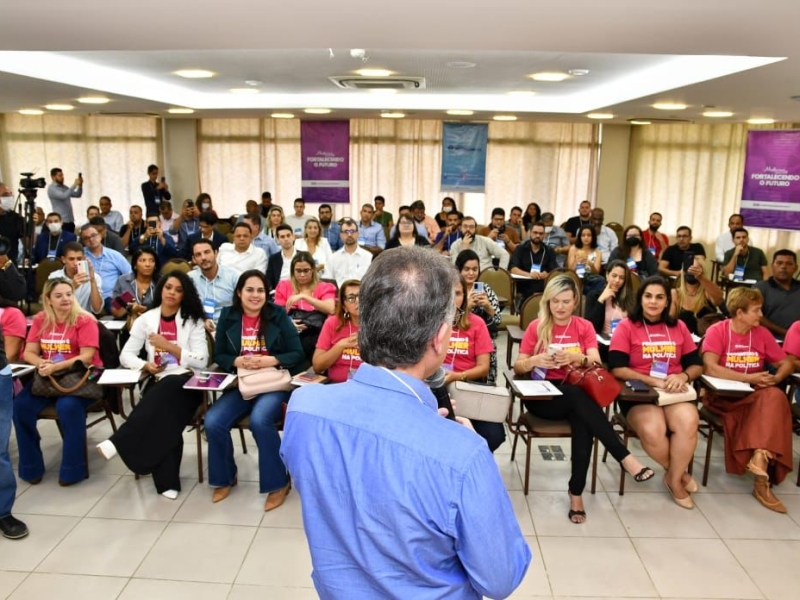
[344,294,359,303]
[341,229,358,235]
[295,268,313,275]
[81,233,100,241]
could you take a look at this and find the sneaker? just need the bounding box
[0,515,29,540]
[96,440,118,461]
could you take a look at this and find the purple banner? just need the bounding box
[740,130,800,230]
[301,121,350,203]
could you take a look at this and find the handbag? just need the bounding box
[288,309,326,332]
[562,363,621,408]
[237,366,293,400]
[447,381,511,423]
[31,360,104,401]
[655,387,698,407]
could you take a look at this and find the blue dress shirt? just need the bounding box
[85,246,132,299]
[357,220,386,249]
[187,264,239,320]
[322,222,342,252]
[252,232,279,257]
[282,363,531,599]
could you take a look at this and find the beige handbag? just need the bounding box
[447,381,511,423]
[237,367,293,400]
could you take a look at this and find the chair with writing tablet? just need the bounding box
[505,294,542,369]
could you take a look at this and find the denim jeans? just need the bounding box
[12,382,93,484]
[204,388,290,493]
[0,366,15,517]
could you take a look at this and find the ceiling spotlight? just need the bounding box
[174,69,215,79]
[304,108,332,114]
[19,109,44,115]
[244,80,263,87]
[529,72,569,82]
[703,110,733,118]
[630,120,651,125]
[653,102,687,110]
[77,96,110,104]
[229,88,260,94]
[447,110,474,116]
[381,112,405,119]
[356,68,393,77]
[747,117,775,124]
[568,69,590,76]
[445,61,477,69]
[271,113,295,119]
[168,108,195,114]
[44,104,74,111]
[493,115,517,121]
[587,113,614,119]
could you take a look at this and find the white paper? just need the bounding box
[691,333,702,344]
[510,379,563,397]
[701,375,753,393]
[100,320,126,331]
[98,368,143,385]
[9,363,35,378]
[510,273,530,280]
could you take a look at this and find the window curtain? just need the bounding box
[0,114,161,219]
[625,122,800,255]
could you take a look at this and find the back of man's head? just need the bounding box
[359,247,458,369]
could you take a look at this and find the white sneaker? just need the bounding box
[96,440,117,461]
[161,490,179,500]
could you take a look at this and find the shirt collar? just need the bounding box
[351,364,437,411]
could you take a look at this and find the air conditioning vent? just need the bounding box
[627,117,693,124]
[329,76,426,90]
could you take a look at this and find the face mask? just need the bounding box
[0,196,14,211]
[625,237,641,248]
[442,206,452,213]
[544,226,553,234]
[48,223,62,235]
[201,203,210,210]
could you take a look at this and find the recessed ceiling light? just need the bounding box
[703,110,733,118]
[368,88,398,95]
[19,109,44,115]
[304,108,332,114]
[587,113,614,119]
[568,69,590,76]
[747,118,776,124]
[356,68,393,77]
[445,61,477,69]
[653,102,687,110]
[630,120,651,125]
[271,113,295,119]
[447,110,474,116]
[168,107,195,114]
[507,91,537,97]
[493,115,517,121]
[380,112,405,119]
[229,88,260,94]
[244,80,263,87]
[529,72,569,82]
[174,69,215,79]
[44,104,73,111]
[77,96,110,104]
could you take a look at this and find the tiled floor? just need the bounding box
[3,331,800,599]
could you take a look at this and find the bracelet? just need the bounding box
[461,372,468,382]
[684,372,691,383]
[581,355,589,368]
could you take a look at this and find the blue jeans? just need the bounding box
[204,388,289,493]
[12,382,93,484]
[0,367,15,517]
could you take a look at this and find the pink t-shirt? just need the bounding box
[273,280,336,312]
[27,312,103,368]
[316,315,361,383]
[782,321,800,358]
[609,318,696,376]
[702,320,784,373]
[520,316,597,380]
[444,313,493,373]
[0,306,27,361]
[241,314,269,356]
[154,317,179,367]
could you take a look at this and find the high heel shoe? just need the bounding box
[264,481,291,511]
[683,474,699,494]
[753,475,787,513]
[746,449,771,478]
[664,475,694,509]
[212,477,237,503]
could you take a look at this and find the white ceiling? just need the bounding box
[0,0,799,123]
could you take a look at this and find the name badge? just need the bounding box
[442,363,454,372]
[648,246,657,256]
[358,237,366,246]
[649,360,669,379]
[626,257,637,271]
[161,353,178,366]
[611,318,621,335]
[532,366,548,380]
[496,240,506,249]
[203,298,216,319]
[575,264,586,278]
[52,353,65,363]
[47,248,57,259]
[530,263,542,274]
[734,265,745,281]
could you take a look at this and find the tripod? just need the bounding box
[14,188,42,312]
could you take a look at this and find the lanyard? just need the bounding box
[381,367,425,406]
[48,233,62,253]
[727,322,754,374]
[529,245,546,269]
[643,321,673,345]
[553,318,573,344]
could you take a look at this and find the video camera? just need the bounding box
[19,172,46,191]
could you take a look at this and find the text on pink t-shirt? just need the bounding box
[444,314,494,374]
[609,318,696,376]
[27,313,103,367]
[702,320,784,373]
[520,316,597,380]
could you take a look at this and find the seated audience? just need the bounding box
[541,212,569,267]
[585,259,636,359]
[183,211,228,259]
[284,198,308,237]
[265,206,285,239]
[274,252,336,359]
[244,214,278,258]
[670,266,723,336]
[479,207,520,254]
[357,204,386,256]
[434,197,457,229]
[313,279,362,382]
[98,196,124,233]
[80,225,131,313]
[449,217,509,272]
[120,205,146,253]
[514,274,654,523]
[159,201,177,243]
[218,223,268,275]
[432,210,463,255]
[259,191,277,218]
[170,199,201,255]
[110,248,159,346]
[755,250,800,338]
[566,225,603,292]
[609,276,704,509]
[506,205,524,240]
[318,204,342,251]
[266,224,298,290]
[521,202,543,239]
[715,213,744,264]
[88,216,125,255]
[188,239,239,328]
[389,205,428,239]
[130,213,178,265]
[33,212,76,263]
[0,241,25,303]
[96,271,208,500]
[330,220,373,286]
[372,195,393,229]
[564,201,593,245]
[13,278,103,485]
[48,242,104,314]
[720,228,768,282]
[701,287,794,513]
[195,192,217,217]
[204,270,304,509]
[642,212,669,260]
[590,208,618,266]
[410,200,440,243]
[510,220,558,304]
[295,216,334,278]
[609,225,659,279]
[0,297,27,361]
[385,214,431,249]
[659,226,707,278]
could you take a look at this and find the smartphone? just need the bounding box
[547,344,561,356]
[78,172,82,179]
[147,219,158,229]
[473,281,485,293]
[682,252,694,272]
[111,290,135,309]
[160,176,166,183]
[625,379,651,393]
[76,260,89,275]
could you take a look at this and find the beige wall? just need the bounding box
[595,124,631,224]
[163,118,200,205]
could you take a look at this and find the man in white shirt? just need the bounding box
[98,196,124,233]
[284,198,308,238]
[715,213,744,264]
[591,208,618,266]
[159,201,178,244]
[48,241,103,314]
[188,239,239,332]
[448,217,509,271]
[330,219,373,286]
[218,223,268,275]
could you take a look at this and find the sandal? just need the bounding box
[568,509,587,524]
[633,466,655,483]
[746,449,771,478]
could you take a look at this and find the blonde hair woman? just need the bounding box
[295,216,334,279]
[13,278,103,486]
[266,206,285,239]
[514,275,654,523]
[669,265,723,335]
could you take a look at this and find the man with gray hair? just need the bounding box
[282,246,531,599]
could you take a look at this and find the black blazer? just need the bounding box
[183,230,228,260]
[266,252,285,291]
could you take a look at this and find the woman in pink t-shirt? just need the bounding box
[514,275,654,523]
[609,276,704,509]
[0,302,27,362]
[702,287,794,513]
[13,278,102,486]
[314,280,362,383]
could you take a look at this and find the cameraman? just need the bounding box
[0,184,24,264]
[170,199,200,255]
[0,236,26,303]
[46,168,83,233]
[479,207,519,253]
[130,214,177,265]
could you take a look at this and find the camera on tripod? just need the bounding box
[19,172,46,191]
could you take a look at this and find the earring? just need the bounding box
[343,310,350,319]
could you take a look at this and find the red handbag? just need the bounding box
[562,363,621,408]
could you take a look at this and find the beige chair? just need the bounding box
[505,293,542,368]
[161,259,192,276]
[478,266,514,316]
[606,222,624,247]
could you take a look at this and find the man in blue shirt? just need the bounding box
[357,203,386,256]
[80,224,131,313]
[243,214,278,257]
[282,246,531,600]
[318,204,341,251]
[187,239,239,332]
